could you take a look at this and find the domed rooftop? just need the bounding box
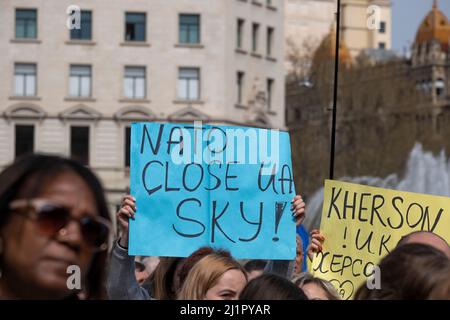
[312,24,352,68]
[415,0,450,52]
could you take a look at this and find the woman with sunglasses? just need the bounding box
[0,154,111,299]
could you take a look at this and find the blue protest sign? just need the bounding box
[129,122,296,259]
[297,225,310,272]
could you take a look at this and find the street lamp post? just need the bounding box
[329,0,341,180]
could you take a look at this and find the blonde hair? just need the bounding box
[149,257,183,300]
[293,272,341,300]
[177,252,246,300]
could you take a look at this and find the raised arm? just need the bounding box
[106,195,152,300]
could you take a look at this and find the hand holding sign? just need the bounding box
[291,195,306,226]
[307,229,325,261]
[117,195,136,248]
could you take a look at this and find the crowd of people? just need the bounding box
[0,154,449,300]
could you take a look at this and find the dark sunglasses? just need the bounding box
[9,199,111,251]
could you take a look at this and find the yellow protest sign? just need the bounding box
[311,180,450,300]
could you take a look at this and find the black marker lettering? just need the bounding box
[343,191,357,220]
[182,163,204,192]
[140,124,164,155]
[142,160,163,196]
[211,201,235,243]
[172,198,206,238]
[358,193,371,222]
[388,196,404,229]
[225,162,239,191]
[278,164,294,195]
[165,161,180,192]
[370,195,387,227]
[258,163,278,194]
[327,187,342,219]
[238,202,263,242]
[167,126,183,155]
[205,163,222,191]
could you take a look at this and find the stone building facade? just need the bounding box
[0,0,286,212]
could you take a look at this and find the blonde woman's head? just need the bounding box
[293,273,341,300]
[178,251,247,300]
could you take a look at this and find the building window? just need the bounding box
[379,21,386,34]
[267,27,274,56]
[436,79,445,97]
[124,66,146,99]
[125,126,131,168]
[237,71,244,105]
[15,124,34,158]
[179,14,200,44]
[15,9,37,39]
[14,63,37,96]
[237,19,244,49]
[252,23,260,52]
[178,67,200,101]
[125,13,146,41]
[378,42,386,49]
[69,65,92,97]
[71,126,89,165]
[70,10,92,40]
[267,78,274,110]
